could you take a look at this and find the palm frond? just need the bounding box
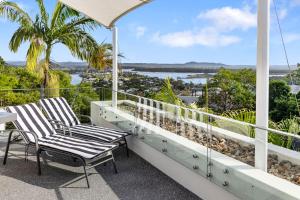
[9,26,33,52]
[57,27,98,61]
[216,109,256,137]
[154,78,184,106]
[88,43,113,70]
[26,40,45,72]
[0,1,32,26]
[36,0,48,26]
[50,2,79,29]
[52,17,99,39]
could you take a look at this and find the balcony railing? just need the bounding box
[1,87,300,199]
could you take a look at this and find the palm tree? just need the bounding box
[0,56,6,66]
[88,43,114,71]
[154,78,184,106]
[0,0,99,96]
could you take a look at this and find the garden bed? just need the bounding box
[118,103,300,186]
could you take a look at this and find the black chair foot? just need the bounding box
[112,159,118,174]
[3,130,13,165]
[36,149,42,176]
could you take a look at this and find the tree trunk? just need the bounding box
[42,46,51,98]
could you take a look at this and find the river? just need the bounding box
[71,71,287,85]
[71,72,208,85]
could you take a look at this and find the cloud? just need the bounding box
[197,6,256,32]
[152,28,241,48]
[278,8,287,20]
[135,26,147,38]
[152,6,255,48]
[284,33,300,43]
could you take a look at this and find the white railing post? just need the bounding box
[184,108,190,136]
[112,26,118,108]
[199,112,203,122]
[138,97,142,113]
[156,101,160,126]
[255,0,270,172]
[192,111,196,121]
[143,98,147,121]
[184,108,189,120]
[174,106,182,135]
[149,99,154,123]
[162,102,166,126]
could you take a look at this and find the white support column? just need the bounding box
[112,26,118,108]
[255,0,270,172]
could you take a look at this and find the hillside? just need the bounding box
[7,61,296,74]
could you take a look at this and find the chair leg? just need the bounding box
[3,130,13,165]
[24,144,29,162]
[79,158,90,188]
[124,137,129,158]
[36,148,41,175]
[112,154,118,174]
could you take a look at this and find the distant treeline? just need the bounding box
[125,66,290,74]
[7,61,293,74]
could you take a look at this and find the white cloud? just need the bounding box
[284,33,300,43]
[152,28,241,48]
[278,8,287,20]
[135,26,147,38]
[197,6,256,32]
[152,6,256,48]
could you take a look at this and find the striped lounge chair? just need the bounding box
[39,97,130,157]
[3,103,118,188]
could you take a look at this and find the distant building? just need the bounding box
[290,85,300,94]
[178,96,199,105]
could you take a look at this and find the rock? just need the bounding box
[277,166,285,174]
[212,136,218,142]
[234,150,241,156]
[280,160,292,170]
[246,155,254,161]
[294,165,300,171]
[269,154,278,161]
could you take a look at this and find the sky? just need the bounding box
[0,0,300,66]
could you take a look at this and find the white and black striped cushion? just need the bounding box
[6,103,117,159]
[38,135,116,159]
[57,124,129,142]
[40,97,130,142]
[39,97,80,127]
[6,103,55,142]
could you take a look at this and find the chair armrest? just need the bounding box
[10,129,40,151]
[78,114,92,124]
[48,119,70,135]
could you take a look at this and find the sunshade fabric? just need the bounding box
[59,0,150,28]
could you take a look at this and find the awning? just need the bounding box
[59,0,150,28]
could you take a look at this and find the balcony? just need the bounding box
[0,136,199,200]
[0,87,299,200]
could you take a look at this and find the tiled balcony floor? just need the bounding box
[0,135,200,200]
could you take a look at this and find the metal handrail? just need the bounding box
[117,90,300,140]
[0,86,104,92]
